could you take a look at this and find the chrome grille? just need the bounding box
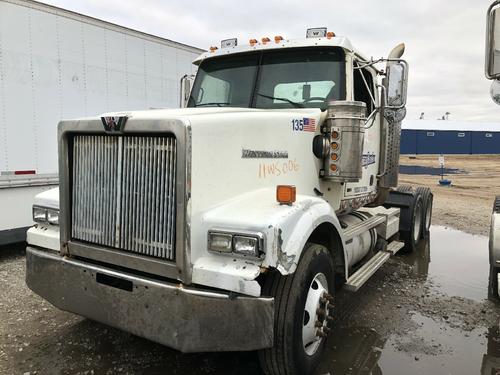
[72,135,177,260]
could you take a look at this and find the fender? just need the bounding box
[200,187,347,276]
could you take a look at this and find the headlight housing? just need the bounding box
[33,206,60,226]
[208,231,263,258]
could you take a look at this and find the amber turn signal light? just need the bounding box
[261,37,271,44]
[274,35,284,43]
[331,130,339,139]
[331,142,339,150]
[277,185,296,205]
[331,153,338,161]
[327,31,335,39]
[249,38,258,46]
[330,164,338,172]
[209,46,218,52]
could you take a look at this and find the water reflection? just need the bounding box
[316,227,494,375]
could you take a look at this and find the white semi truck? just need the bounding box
[0,0,201,245]
[26,29,433,374]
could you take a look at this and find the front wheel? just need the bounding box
[258,243,335,375]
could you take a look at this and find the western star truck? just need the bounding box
[25,28,433,374]
[0,0,201,245]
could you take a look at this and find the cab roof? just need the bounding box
[193,36,370,65]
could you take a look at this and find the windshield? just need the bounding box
[188,47,346,110]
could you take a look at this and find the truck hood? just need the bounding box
[103,106,326,123]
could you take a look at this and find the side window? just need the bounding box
[196,75,230,105]
[353,66,375,115]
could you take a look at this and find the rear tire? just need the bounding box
[397,185,413,193]
[416,187,433,238]
[258,243,335,375]
[399,194,424,253]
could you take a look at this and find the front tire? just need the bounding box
[258,243,335,375]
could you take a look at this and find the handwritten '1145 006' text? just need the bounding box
[259,159,300,178]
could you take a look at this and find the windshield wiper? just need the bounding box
[194,102,230,107]
[256,93,304,108]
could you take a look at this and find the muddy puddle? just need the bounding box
[316,226,497,375]
[399,165,464,175]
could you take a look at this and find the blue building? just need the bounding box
[400,120,500,155]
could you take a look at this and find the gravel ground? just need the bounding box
[399,155,500,236]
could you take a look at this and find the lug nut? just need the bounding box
[320,297,328,305]
[315,321,323,328]
[317,308,326,318]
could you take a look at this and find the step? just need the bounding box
[345,251,390,292]
[343,215,386,241]
[386,240,405,255]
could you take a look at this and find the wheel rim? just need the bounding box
[425,200,432,230]
[413,202,422,242]
[302,273,331,356]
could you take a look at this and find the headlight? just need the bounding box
[33,206,47,223]
[208,230,263,257]
[33,206,60,225]
[208,232,233,252]
[233,235,259,257]
[47,209,59,225]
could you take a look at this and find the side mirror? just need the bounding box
[180,74,195,108]
[384,60,408,109]
[486,1,500,80]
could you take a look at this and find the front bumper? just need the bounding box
[26,247,274,352]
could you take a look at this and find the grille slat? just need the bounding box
[72,135,176,261]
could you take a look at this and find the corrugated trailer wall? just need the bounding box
[401,130,500,155]
[0,0,202,175]
[471,132,500,154]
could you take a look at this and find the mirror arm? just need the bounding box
[377,83,387,108]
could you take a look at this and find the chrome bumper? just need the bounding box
[26,247,274,352]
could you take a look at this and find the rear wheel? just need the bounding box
[397,185,414,194]
[416,187,433,237]
[258,243,335,375]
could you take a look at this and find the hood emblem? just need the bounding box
[101,116,127,132]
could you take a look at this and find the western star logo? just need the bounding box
[101,116,127,132]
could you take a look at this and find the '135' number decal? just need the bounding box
[292,119,303,131]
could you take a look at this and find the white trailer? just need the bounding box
[0,0,202,244]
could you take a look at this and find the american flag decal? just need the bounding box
[292,117,317,132]
[303,118,316,132]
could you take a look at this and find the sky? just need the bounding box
[41,0,499,122]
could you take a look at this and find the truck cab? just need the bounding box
[26,28,428,375]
